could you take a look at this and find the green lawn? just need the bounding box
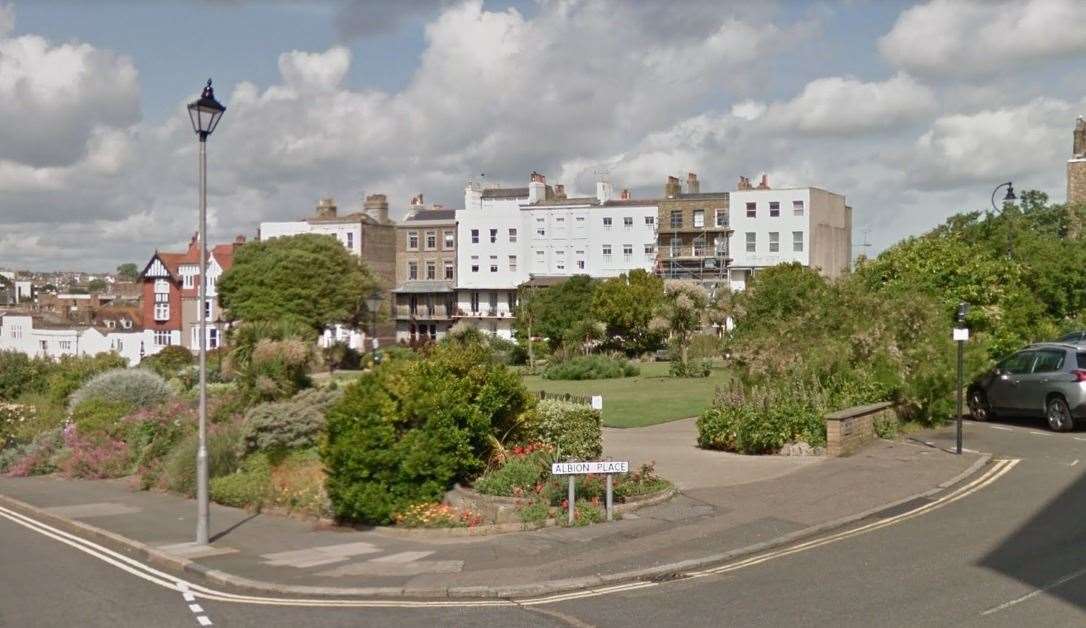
[522,361,731,428]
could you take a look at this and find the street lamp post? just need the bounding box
[990,181,1017,258]
[187,79,225,546]
[954,302,970,455]
[365,290,382,365]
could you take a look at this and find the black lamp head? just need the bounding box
[187,78,226,139]
[1003,182,1016,203]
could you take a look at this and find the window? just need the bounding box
[408,261,418,280]
[536,218,545,237]
[508,256,517,272]
[408,231,419,249]
[793,200,805,216]
[39,340,47,353]
[508,228,517,242]
[999,351,1036,375]
[577,259,585,269]
[693,209,705,228]
[769,232,779,253]
[669,237,680,257]
[716,209,729,227]
[154,301,169,321]
[670,210,683,228]
[471,291,480,313]
[644,244,655,257]
[471,229,479,244]
[645,215,655,226]
[556,216,565,223]
[746,202,756,218]
[623,244,633,262]
[623,216,633,230]
[556,251,565,270]
[182,272,194,290]
[346,232,354,250]
[603,217,613,230]
[444,231,455,249]
[602,245,612,262]
[745,232,756,253]
[489,229,497,244]
[204,299,213,320]
[470,256,479,273]
[793,231,804,252]
[576,216,586,224]
[1032,350,1065,373]
[769,201,780,217]
[444,261,454,280]
[59,340,73,352]
[1078,352,1086,369]
[426,261,436,280]
[490,256,498,273]
[209,328,219,350]
[154,331,171,347]
[426,231,436,249]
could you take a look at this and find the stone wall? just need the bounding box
[1067,159,1086,205]
[824,402,895,457]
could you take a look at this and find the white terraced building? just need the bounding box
[455,173,658,339]
[0,313,158,365]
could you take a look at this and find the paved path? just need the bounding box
[602,417,821,490]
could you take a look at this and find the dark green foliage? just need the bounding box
[534,399,602,460]
[115,263,139,282]
[697,382,828,454]
[515,275,597,351]
[210,454,272,509]
[1,353,127,406]
[218,233,378,333]
[542,355,639,381]
[321,342,362,372]
[225,321,315,402]
[321,339,533,524]
[70,399,134,439]
[668,359,711,378]
[0,352,51,401]
[591,269,668,355]
[141,345,194,379]
[162,423,243,497]
[473,450,550,497]
[241,388,342,454]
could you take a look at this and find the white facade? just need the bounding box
[0,314,161,365]
[259,221,362,256]
[726,188,811,291]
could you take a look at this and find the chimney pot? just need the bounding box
[316,197,338,218]
[530,171,546,184]
[554,184,566,199]
[621,188,631,200]
[757,174,770,190]
[665,175,682,198]
[687,172,700,194]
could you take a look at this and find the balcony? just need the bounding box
[395,305,450,321]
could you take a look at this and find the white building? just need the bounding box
[0,314,159,365]
[453,173,659,339]
[725,183,852,291]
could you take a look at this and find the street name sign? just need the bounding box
[953,328,969,341]
[551,461,629,475]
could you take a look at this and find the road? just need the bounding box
[2,420,1085,627]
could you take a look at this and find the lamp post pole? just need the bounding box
[954,302,970,456]
[187,79,225,546]
[991,181,1017,258]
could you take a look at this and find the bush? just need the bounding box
[123,402,196,489]
[686,334,722,361]
[69,369,171,412]
[210,453,272,509]
[0,352,50,401]
[669,359,712,378]
[226,322,315,403]
[55,425,131,479]
[43,353,128,406]
[542,354,639,381]
[1,402,34,449]
[612,462,670,501]
[560,498,604,527]
[474,447,551,497]
[70,398,134,439]
[4,428,64,476]
[392,502,484,528]
[141,346,194,379]
[241,388,342,455]
[696,382,827,455]
[161,422,243,496]
[535,399,602,461]
[322,338,534,524]
[6,392,66,445]
[321,342,362,372]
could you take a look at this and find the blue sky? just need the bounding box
[1,0,1085,271]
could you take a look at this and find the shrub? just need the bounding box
[55,425,131,479]
[392,502,484,528]
[697,381,827,454]
[5,428,64,476]
[161,422,243,496]
[0,402,34,449]
[560,498,604,527]
[226,322,316,403]
[123,402,196,489]
[266,449,329,516]
[686,334,722,361]
[141,346,194,379]
[322,338,534,524]
[210,454,272,510]
[535,399,602,461]
[542,354,639,381]
[241,388,342,455]
[43,353,128,406]
[0,352,50,401]
[70,398,134,439]
[517,498,551,526]
[474,448,551,497]
[69,368,171,412]
[7,392,66,445]
[669,358,711,378]
[612,462,670,501]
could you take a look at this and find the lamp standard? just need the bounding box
[365,290,382,364]
[187,79,225,546]
[990,181,1017,258]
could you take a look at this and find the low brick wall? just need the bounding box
[824,402,895,457]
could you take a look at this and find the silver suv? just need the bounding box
[968,343,1086,431]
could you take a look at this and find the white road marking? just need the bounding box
[188,604,204,613]
[988,426,1013,431]
[981,564,1086,616]
[1029,431,1052,437]
[1071,459,1079,467]
[196,615,213,626]
[1074,437,1086,442]
[0,460,1019,610]
[182,591,196,602]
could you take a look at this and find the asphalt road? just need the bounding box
[3,418,1086,627]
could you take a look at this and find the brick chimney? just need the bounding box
[364,194,390,224]
[687,172,700,194]
[315,197,337,219]
[233,235,246,251]
[757,173,770,190]
[528,171,547,203]
[620,188,631,200]
[554,183,567,200]
[410,193,424,208]
[737,176,752,190]
[665,175,682,198]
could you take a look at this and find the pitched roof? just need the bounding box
[404,209,457,222]
[481,187,529,200]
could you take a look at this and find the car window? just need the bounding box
[1000,351,1036,375]
[1060,332,1081,342]
[1031,350,1065,373]
[1079,352,1086,369]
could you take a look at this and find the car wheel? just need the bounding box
[1046,397,1075,432]
[968,389,992,422]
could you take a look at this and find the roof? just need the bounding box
[142,237,240,281]
[662,192,730,201]
[404,209,457,222]
[308,211,385,226]
[482,187,529,200]
[520,275,573,288]
[392,281,455,294]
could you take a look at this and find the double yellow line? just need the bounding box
[0,458,1018,610]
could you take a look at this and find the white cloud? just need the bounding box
[760,73,937,135]
[277,47,351,91]
[880,0,1086,76]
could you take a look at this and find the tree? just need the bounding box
[115,263,139,282]
[652,281,709,367]
[514,275,596,351]
[591,269,666,355]
[218,234,377,334]
[87,279,107,293]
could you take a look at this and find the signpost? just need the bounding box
[551,460,629,524]
[954,302,970,456]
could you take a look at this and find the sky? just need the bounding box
[1,0,1085,272]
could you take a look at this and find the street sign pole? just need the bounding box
[605,474,614,521]
[568,476,575,525]
[956,337,964,455]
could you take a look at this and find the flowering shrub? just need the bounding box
[69,368,172,411]
[612,462,670,501]
[123,402,195,489]
[5,428,64,477]
[474,445,551,497]
[393,502,484,528]
[0,402,34,449]
[535,400,602,461]
[55,425,130,479]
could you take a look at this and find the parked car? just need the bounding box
[1057,330,1086,344]
[967,343,1086,431]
